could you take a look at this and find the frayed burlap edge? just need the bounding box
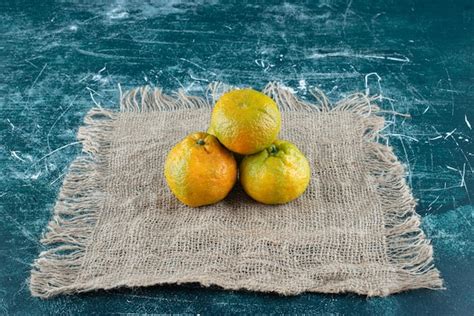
[29,107,118,298]
[30,82,443,298]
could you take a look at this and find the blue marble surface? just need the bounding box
[0,0,472,314]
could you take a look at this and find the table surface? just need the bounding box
[1,0,472,314]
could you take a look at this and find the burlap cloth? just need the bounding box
[30,83,443,298]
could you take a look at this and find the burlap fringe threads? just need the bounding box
[30,82,443,298]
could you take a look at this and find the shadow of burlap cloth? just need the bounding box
[30,82,443,298]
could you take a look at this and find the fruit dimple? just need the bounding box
[268,144,278,155]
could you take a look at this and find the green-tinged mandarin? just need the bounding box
[240,140,311,204]
[164,132,237,207]
[209,88,281,155]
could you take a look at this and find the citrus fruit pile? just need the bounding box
[164,88,310,207]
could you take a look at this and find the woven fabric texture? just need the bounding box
[30,83,443,298]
